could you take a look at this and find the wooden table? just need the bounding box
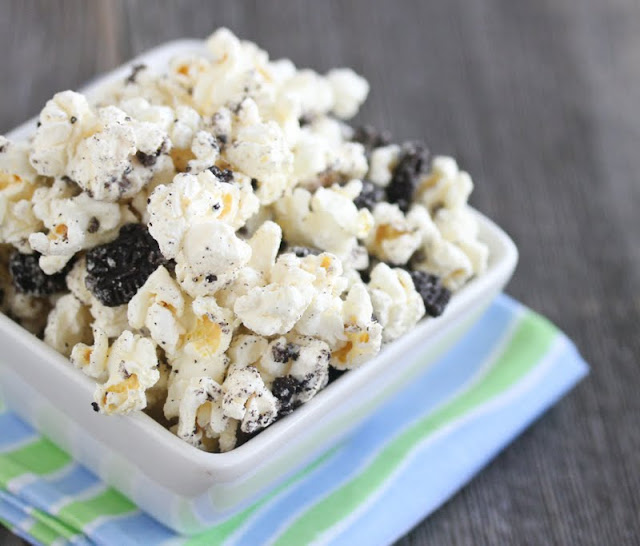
[1,1,638,544]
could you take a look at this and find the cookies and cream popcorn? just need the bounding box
[0,28,491,452]
[147,169,258,259]
[44,293,92,356]
[365,202,435,266]
[31,93,173,202]
[93,330,159,415]
[367,263,425,343]
[274,181,373,268]
[29,178,137,273]
[128,265,185,355]
[0,138,43,253]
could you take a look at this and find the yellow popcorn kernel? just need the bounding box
[218,193,234,219]
[0,173,22,189]
[103,374,140,410]
[187,315,222,357]
[48,224,68,240]
[375,224,408,245]
[170,148,196,172]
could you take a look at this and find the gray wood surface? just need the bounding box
[1,1,639,544]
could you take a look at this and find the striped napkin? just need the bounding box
[0,294,588,546]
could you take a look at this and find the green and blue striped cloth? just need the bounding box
[0,294,588,545]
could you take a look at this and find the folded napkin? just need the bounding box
[0,294,588,546]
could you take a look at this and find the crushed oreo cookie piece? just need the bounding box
[409,270,451,317]
[328,366,347,384]
[285,246,321,258]
[209,165,234,183]
[272,342,301,363]
[9,252,71,297]
[272,375,302,416]
[386,141,429,212]
[351,125,391,153]
[353,179,385,210]
[85,223,167,306]
[125,63,147,85]
[87,216,100,234]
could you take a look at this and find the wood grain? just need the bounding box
[1,1,639,544]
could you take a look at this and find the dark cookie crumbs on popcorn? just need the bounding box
[272,375,302,416]
[272,342,301,363]
[386,141,429,212]
[351,125,391,153]
[125,64,147,85]
[9,252,71,297]
[209,165,234,183]
[409,270,451,317]
[87,217,100,234]
[353,179,385,210]
[286,246,321,258]
[136,138,169,168]
[70,116,77,124]
[91,402,99,412]
[85,223,168,307]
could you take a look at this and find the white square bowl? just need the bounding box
[0,41,518,534]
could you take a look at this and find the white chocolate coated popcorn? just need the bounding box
[44,294,92,356]
[0,138,43,252]
[367,263,425,342]
[366,203,436,266]
[93,330,159,415]
[0,28,491,453]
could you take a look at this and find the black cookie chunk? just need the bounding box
[386,141,429,212]
[353,180,385,210]
[409,270,451,317]
[209,165,234,183]
[9,252,70,297]
[351,125,391,153]
[85,223,167,307]
[272,375,302,416]
[285,246,321,258]
[271,342,301,363]
[328,366,347,384]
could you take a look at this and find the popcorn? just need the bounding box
[224,99,293,205]
[0,27,491,453]
[30,91,99,177]
[147,169,258,259]
[367,263,425,342]
[175,376,227,449]
[44,294,92,356]
[274,181,373,268]
[331,283,383,369]
[292,119,368,187]
[234,253,316,335]
[93,330,159,415]
[0,138,43,252]
[128,265,185,355]
[261,335,331,404]
[326,68,370,119]
[29,178,136,273]
[365,202,435,265]
[70,326,110,381]
[31,92,173,202]
[221,364,278,433]
[175,221,252,296]
[368,144,400,187]
[413,237,474,291]
[416,156,474,213]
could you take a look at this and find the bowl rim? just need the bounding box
[2,39,519,475]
